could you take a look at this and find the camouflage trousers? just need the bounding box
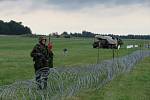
[35,67,50,90]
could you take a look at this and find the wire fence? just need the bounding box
[0,50,150,100]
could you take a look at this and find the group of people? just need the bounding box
[31,36,53,89]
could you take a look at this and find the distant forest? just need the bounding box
[0,20,149,39]
[53,31,150,39]
[0,20,32,35]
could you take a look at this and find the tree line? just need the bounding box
[53,31,150,39]
[0,20,149,39]
[119,34,150,39]
[0,20,32,35]
[52,30,95,38]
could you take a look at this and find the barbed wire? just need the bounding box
[0,50,150,100]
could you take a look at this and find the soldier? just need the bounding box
[31,36,53,89]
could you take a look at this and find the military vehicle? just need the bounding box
[93,35,123,49]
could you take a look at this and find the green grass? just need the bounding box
[0,35,149,86]
[77,57,150,100]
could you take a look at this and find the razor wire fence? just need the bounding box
[0,50,150,100]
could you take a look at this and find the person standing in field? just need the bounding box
[30,36,53,89]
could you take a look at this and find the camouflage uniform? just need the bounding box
[31,36,53,89]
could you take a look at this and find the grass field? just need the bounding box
[0,35,150,99]
[77,57,150,100]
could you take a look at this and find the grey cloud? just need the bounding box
[43,0,149,5]
[38,0,150,9]
[0,0,150,11]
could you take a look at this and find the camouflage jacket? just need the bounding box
[31,44,53,62]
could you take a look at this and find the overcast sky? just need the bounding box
[0,0,150,35]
